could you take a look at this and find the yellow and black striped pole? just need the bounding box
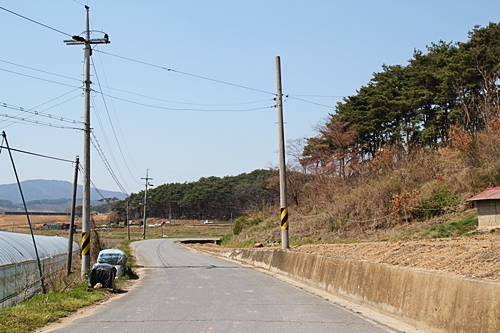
[281,207,289,232]
[81,231,90,266]
[276,56,289,249]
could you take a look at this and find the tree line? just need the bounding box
[113,169,278,221]
[302,23,500,178]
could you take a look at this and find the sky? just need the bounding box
[0,0,499,196]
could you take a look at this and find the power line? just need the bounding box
[0,59,81,83]
[0,68,82,89]
[0,145,75,163]
[1,58,274,107]
[0,90,82,130]
[288,94,344,98]
[0,6,73,37]
[105,86,274,106]
[77,164,112,201]
[94,91,275,112]
[287,96,335,109]
[32,88,83,110]
[94,47,143,178]
[0,113,83,130]
[94,49,276,96]
[90,131,128,195]
[0,102,83,125]
[91,58,139,187]
[0,66,274,112]
[90,96,132,194]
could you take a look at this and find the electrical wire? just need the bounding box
[288,94,344,98]
[90,98,127,192]
[32,88,83,110]
[77,164,110,201]
[0,91,83,131]
[94,91,275,112]
[0,59,82,83]
[0,68,82,89]
[0,102,83,125]
[90,96,132,193]
[93,46,143,177]
[104,86,274,106]
[91,60,138,187]
[0,145,75,163]
[0,113,83,130]
[90,131,128,195]
[1,58,273,107]
[0,6,73,37]
[287,96,335,109]
[93,49,276,96]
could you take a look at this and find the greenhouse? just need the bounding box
[0,231,79,308]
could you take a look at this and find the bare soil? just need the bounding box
[4,214,499,282]
[192,233,500,282]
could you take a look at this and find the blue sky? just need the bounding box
[1,0,499,196]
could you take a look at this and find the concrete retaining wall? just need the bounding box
[227,248,500,333]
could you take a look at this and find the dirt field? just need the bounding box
[192,233,500,282]
[3,214,499,283]
[0,214,83,231]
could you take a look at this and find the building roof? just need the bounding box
[467,187,500,202]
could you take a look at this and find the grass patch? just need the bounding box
[0,237,142,333]
[423,217,478,238]
[0,281,108,333]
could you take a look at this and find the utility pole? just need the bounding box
[276,56,289,250]
[64,6,110,276]
[141,169,153,239]
[126,200,130,241]
[67,156,79,276]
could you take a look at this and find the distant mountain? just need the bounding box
[0,180,127,212]
[0,198,75,213]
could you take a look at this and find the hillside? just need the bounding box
[0,179,127,212]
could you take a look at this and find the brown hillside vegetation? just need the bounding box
[195,232,500,282]
[215,129,500,282]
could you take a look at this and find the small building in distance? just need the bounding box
[467,187,500,230]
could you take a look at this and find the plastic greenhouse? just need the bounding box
[0,231,79,308]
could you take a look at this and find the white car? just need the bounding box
[203,220,213,224]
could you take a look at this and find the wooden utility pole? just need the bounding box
[276,56,289,249]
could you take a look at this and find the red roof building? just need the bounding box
[467,187,500,229]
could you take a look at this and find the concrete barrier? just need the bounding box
[227,248,500,333]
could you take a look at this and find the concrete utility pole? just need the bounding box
[276,56,289,249]
[126,200,130,241]
[67,156,79,276]
[64,6,110,276]
[141,169,153,239]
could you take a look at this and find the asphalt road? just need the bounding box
[42,239,401,333]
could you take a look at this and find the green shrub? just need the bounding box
[248,216,263,227]
[220,234,232,245]
[417,186,460,217]
[232,216,246,235]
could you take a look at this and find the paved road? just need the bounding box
[43,239,401,333]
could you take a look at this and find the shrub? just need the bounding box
[232,216,246,235]
[417,186,460,218]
